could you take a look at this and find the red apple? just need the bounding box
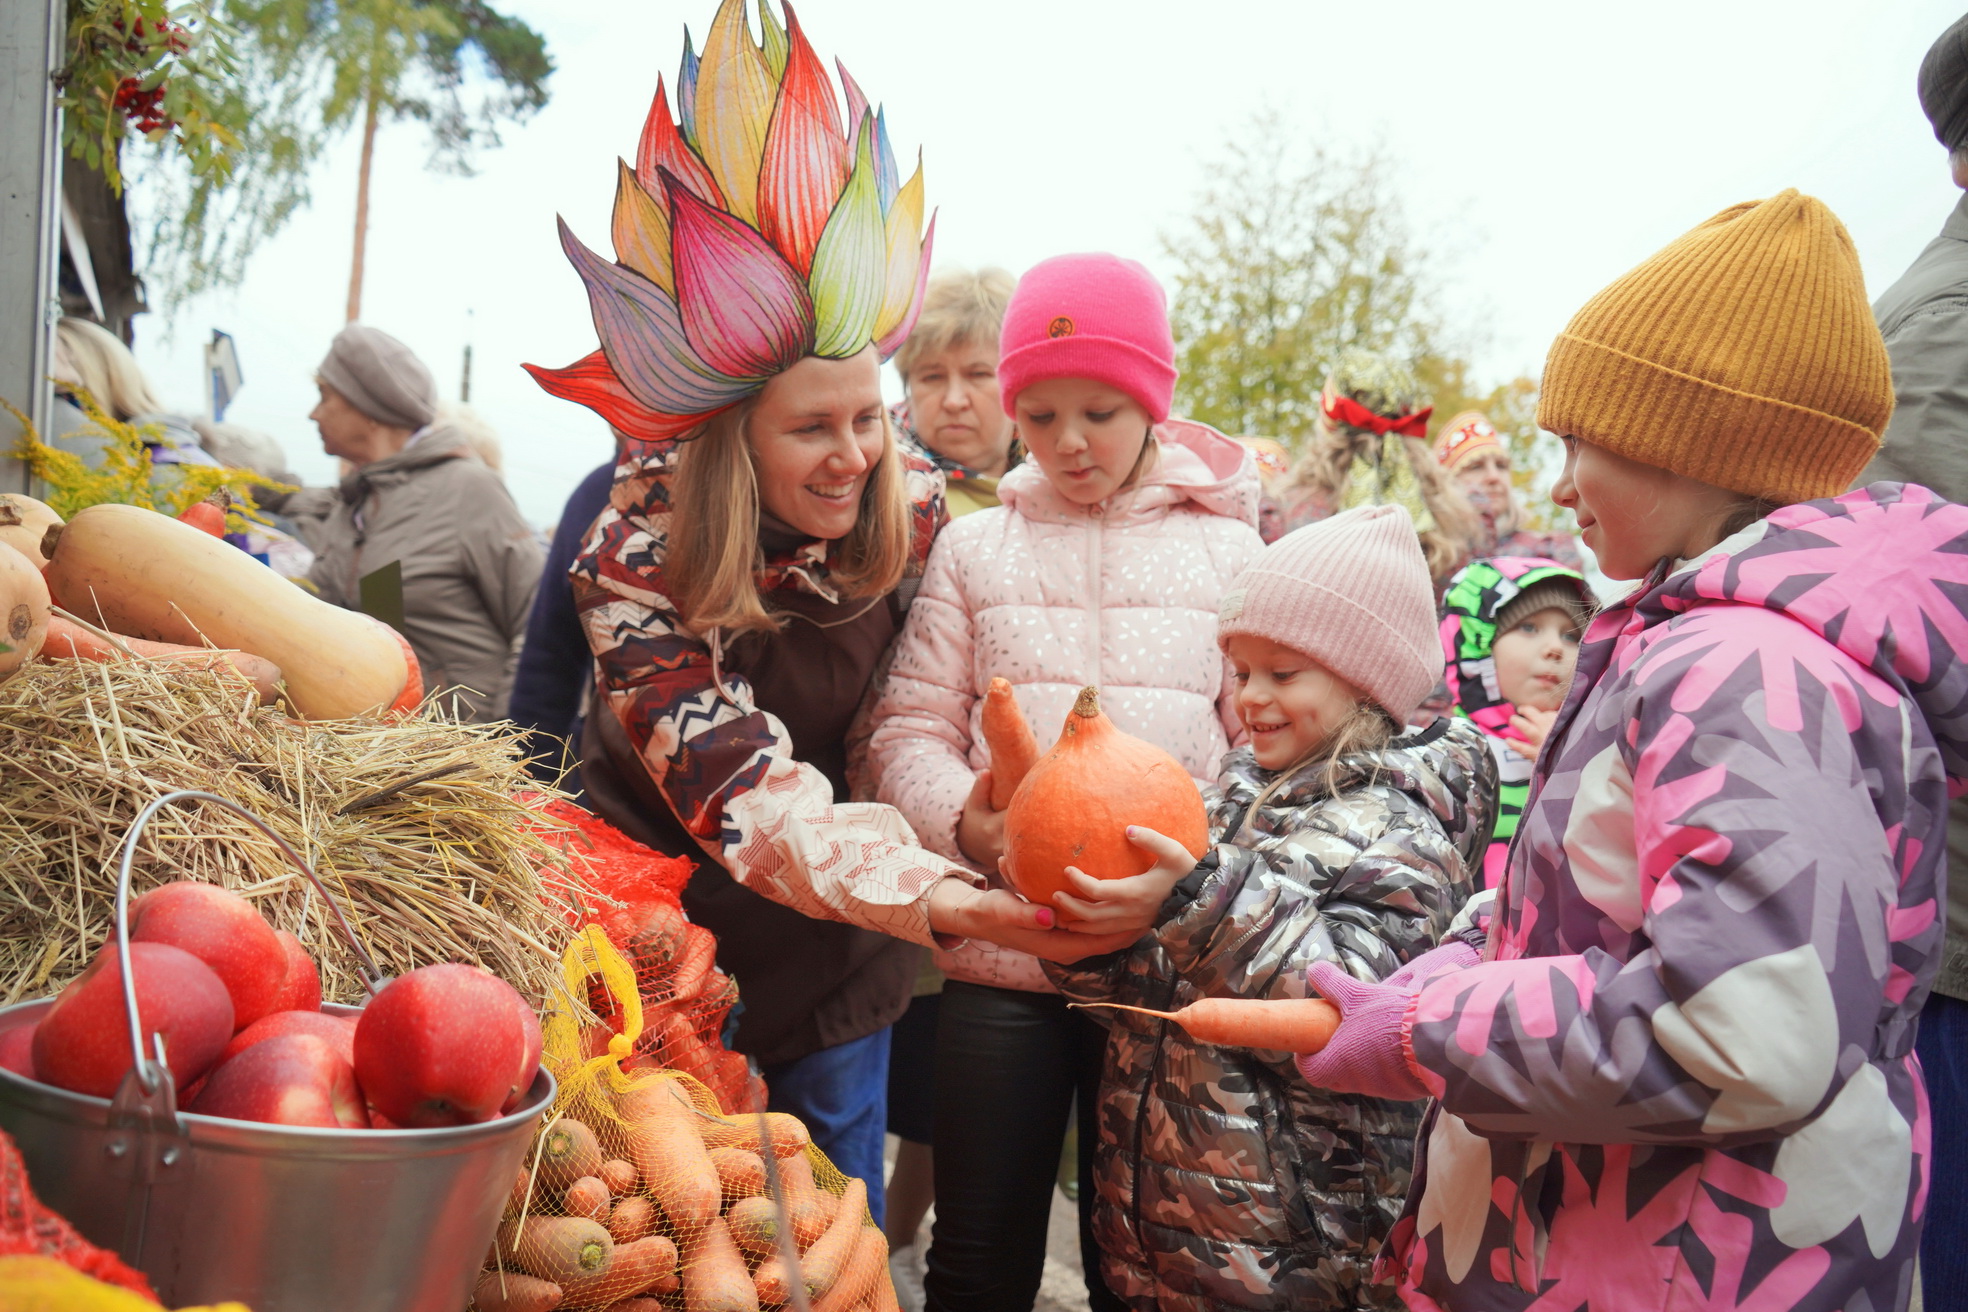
[267,931,321,1013]
[189,1034,369,1129]
[354,964,527,1127]
[500,995,544,1116]
[0,1023,35,1080]
[219,1009,357,1068]
[130,882,287,1030]
[34,942,234,1097]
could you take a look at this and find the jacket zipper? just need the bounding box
[1086,504,1103,686]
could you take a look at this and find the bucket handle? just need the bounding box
[113,788,387,1102]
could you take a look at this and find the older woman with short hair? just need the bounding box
[891,268,1020,516]
[304,324,542,722]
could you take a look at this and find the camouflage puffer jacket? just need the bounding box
[1049,717,1495,1312]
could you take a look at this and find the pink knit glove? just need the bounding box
[1382,938,1480,992]
[1295,962,1429,1101]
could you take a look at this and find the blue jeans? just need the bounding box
[1919,991,1968,1307]
[763,1027,891,1226]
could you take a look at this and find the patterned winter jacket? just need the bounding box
[570,441,978,948]
[1050,718,1496,1312]
[869,419,1265,993]
[1384,484,1968,1311]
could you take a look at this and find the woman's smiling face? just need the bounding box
[748,348,887,540]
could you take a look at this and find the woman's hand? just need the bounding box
[1506,706,1559,758]
[925,878,1140,964]
[1048,826,1199,934]
[955,770,1006,868]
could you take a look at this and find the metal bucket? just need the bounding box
[0,789,555,1310]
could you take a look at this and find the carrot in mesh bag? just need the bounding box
[479,929,897,1311]
[521,796,765,1115]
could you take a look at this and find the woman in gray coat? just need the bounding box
[301,324,543,722]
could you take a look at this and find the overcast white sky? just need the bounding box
[129,0,1968,529]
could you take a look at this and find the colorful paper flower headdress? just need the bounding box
[524,0,935,449]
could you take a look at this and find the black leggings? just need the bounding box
[924,981,1126,1312]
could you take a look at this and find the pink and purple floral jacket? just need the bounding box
[1384,484,1967,1311]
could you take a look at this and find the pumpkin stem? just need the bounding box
[39,524,61,559]
[1073,686,1101,719]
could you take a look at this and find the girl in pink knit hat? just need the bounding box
[864,252,1266,1309]
[1046,505,1497,1311]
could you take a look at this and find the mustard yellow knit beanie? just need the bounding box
[1536,190,1893,504]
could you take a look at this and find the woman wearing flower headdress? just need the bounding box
[1267,350,1477,587]
[526,0,1139,1214]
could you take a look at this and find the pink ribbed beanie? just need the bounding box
[1216,505,1442,723]
[997,253,1177,422]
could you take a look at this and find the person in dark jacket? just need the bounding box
[1858,15,1968,1304]
[509,457,618,786]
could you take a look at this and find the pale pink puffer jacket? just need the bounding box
[868,420,1265,991]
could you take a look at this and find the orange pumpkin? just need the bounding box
[1002,686,1209,907]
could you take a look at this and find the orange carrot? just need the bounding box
[812,1227,887,1312]
[472,1270,562,1312]
[775,1150,829,1247]
[699,1111,811,1160]
[564,1175,610,1220]
[982,677,1039,809]
[40,614,283,703]
[711,1146,766,1199]
[1073,997,1341,1052]
[608,1194,657,1245]
[561,1233,678,1309]
[724,1195,781,1259]
[751,1251,795,1305]
[599,1158,638,1195]
[800,1177,866,1297]
[683,1214,760,1312]
[618,1081,721,1231]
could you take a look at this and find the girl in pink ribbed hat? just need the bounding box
[863,251,1268,1306]
[1044,505,1499,1310]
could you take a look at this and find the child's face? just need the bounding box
[1226,634,1363,771]
[1012,378,1153,505]
[1492,607,1580,713]
[1551,436,1742,580]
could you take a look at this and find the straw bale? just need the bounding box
[0,657,602,1007]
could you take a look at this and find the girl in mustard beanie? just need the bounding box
[1295,190,1968,1311]
[1047,505,1497,1310]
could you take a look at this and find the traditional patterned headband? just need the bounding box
[1433,411,1504,470]
[524,0,935,450]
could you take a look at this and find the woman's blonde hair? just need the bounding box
[1247,701,1401,818]
[56,317,162,421]
[666,403,915,636]
[435,401,504,475]
[892,267,1016,384]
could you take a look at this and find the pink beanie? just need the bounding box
[1216,505,1442,723]
[997,253,1177,422]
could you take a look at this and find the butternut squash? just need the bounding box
[42,504,406,718]
[0,543,49,680]
[0,494,60,567]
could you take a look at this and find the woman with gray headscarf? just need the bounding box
[298,324,543,722]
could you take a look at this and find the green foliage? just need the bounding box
[125,0,552,310]
[56,0,243,195]
[3,390,287,523]
[1164,109,1566,527]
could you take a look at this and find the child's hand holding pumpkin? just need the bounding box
[1046,825,1200,935]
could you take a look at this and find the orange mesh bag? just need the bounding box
[478,930,898,1311]
[521,797,763,1115]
